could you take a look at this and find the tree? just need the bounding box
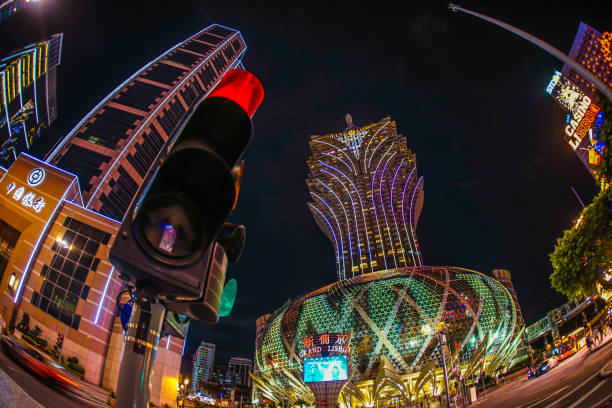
[550,187,612,298]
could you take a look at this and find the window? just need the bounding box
[0,220,20,281]
[31,217,110,330]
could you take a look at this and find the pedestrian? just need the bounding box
[598,324,604,342]
[593,326,600,346]
[586,332,593,352]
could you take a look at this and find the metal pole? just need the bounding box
[439,333,451,408]
[448,3,612,101]
[116,299,166,408]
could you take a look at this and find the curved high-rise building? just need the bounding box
[46,24,246,220]
[0,24,249,407]
[306,115,424,280]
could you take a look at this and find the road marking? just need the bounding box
[588,389,612,408]
[568,378,610,408]
[519,385,570,408]
[541,370,602,408]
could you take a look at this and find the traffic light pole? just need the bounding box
[116,298,166,408]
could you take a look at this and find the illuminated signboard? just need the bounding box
[299,333,349,358]
[546,72,602,151]
[566,102,601,150]
[5,181,46,212]
[303,355,348,382]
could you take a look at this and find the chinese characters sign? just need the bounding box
[5,181,45,213]
[300,333,349,358]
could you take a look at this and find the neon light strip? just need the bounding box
[166,335,170,349]
[390,158,407,267]
[409,176,423,266]
[363,121,390,171]
[14,178,76,303]
[17,59,30,150]
[316,178,353,280]
[1,71,11,140]
[45,24,231,162]
[312,139,357,175]
[94,266,115,324]
[32,48,39,123]
[401,167,417,266]
[318,160,374,273]
[366,136,389,170]
[317,150,353,175]
[85,32,240,209]
[379,151,398,268]
[310,192,345,278]
[320,168,363,276]
[308,203,342,276]
[370,143,394,271]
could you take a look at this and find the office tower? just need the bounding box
[192,342,216,391]
[0,33,62,166]
[227,357,252,388]
[306,115,424,280]
[561,22,612,97]
[47,24,246,220]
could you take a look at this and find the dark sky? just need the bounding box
[2,0,610,366]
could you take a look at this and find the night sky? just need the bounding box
[2,0,611,367]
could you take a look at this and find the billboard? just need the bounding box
[303,355,348,382]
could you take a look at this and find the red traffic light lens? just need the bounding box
[208,69,264,118]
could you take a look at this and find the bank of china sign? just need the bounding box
[5,168,46,213]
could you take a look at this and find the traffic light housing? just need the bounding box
[56,333,64,349]
[109,69,263,303]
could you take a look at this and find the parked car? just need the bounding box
[0,335,79,390]
[547,356,559,369]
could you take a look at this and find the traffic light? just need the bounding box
[109,69,263,307]
[56,333,64,349]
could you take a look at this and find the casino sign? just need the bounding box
[300,333,350,358]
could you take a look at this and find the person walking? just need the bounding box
[586,331,594,352]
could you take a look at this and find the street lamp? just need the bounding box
[447,3,612,101]
[437,327,452,408]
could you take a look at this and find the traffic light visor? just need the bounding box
[208,69,264,118]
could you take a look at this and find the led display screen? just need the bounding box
[303,355,348,382]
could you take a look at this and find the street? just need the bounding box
[473,335,612,408]
[0,345,108,408]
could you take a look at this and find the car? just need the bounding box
[534,360,551,377]
[0,335,79,390]
[527,367,536,380]
[547,356,559,369]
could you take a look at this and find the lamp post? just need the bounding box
[448,3,612,101]
[438,331,451,408]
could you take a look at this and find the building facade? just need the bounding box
[253,116,522,407]
[193,342,216,391]
[561,22,612,97]
[0,23,248,407]
[47,24,246,221]
[306,115,424,280]
[1,33,63,166]
[227,356,252,388]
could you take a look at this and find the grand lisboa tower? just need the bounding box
[252,116,523,407]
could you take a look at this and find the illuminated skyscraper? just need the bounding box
[0,33,63,166]
[306,115,424,280]
[227,357,253,388]
[561,22,612,97]
[46,24,246,220]
[192,342,216,391]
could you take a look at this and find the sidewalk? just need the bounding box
[0,368,43,408]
